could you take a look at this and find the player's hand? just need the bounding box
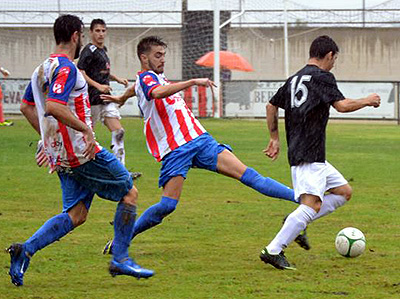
[100,94,126,107]
[192,78,216,88]
[82,127,96,160]
[263,139,280,161]
[98,84,112,94]
[366,93,380,108]
[35,140,49,167]
[117,78,129,87]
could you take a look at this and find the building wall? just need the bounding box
[228,27,400,81]
[1,27,182,80]
[2,27,400,81]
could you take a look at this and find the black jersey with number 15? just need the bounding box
[270,64,345,166]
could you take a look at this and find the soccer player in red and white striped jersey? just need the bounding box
[101,36,298,259]
[8,15,153,287]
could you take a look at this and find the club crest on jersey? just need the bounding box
[53,66,70,94]
[89,44,97,52]
[143,75,157,87]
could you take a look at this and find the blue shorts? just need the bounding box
[59,149,133,212]
[159,133,232,188]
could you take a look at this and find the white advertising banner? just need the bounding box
[1,79,140,117]
[1,79,29,114]
[331,82,395,119]
[224,81,396,119]
[2,79,397,120]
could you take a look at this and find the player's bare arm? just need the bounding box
[20,102,50,167]
[80,69,112,93]
[100,83,136,106]
[110,73,129,87]
[333,93,381,113]
[46,101,96,159]
[151,78,215,99]
[264,103,280,160]
[20,102,40,134]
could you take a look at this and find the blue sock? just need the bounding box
[240,167,296,203]
[132,196,178,239]
[24,213,74,256]
[113,202,136,262]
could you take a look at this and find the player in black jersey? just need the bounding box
[260,35,380,270]
[78,19,131,168]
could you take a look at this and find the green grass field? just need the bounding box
[1,117,399,299]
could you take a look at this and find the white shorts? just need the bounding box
[291,161,348,202]
[91,102,121,126]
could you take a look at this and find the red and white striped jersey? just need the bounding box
[24,54,101,169]
[135,70,206,161]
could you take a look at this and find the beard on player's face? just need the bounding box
[149,59,164,74]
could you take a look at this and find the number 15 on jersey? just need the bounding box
[290,75,312,108]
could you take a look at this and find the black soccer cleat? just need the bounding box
[129,171,142,181]
[294,230,311,250]
[260,249,296,270]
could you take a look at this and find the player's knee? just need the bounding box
[68,202,89,227]
[343,185,353,201]
[73,214,87,227]
[336,184,352,201]
[122,187,138,206]
[69,211,88,227]
[310,200,322,213]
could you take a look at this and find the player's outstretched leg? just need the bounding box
[285,193,348,251]
[103,196,178,255]
[6,243,31,286]
[7,213,74,286]
[110,202,154,279]
[260,204,316,270]
[240,167,296,203]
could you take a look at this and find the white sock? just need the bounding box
[111,129,125,165]
[313,194,347,221]
[266,204,317,255]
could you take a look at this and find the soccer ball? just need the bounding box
[335,227,366,258]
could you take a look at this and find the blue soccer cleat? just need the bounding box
[109,258,154,279]
[7,243,31,286]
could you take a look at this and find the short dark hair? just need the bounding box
[309,35,339,59]
[53,14,83,45]
[90,19,106,31]
[137,36,167,60]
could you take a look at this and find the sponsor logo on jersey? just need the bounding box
[53,66,70,94]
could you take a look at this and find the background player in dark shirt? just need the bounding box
[78,19,130,166]
[260,35,381,270]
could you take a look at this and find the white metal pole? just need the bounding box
[283,0,289,78]
[213,0,221,118]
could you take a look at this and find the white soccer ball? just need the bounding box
[335,227,366,258]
